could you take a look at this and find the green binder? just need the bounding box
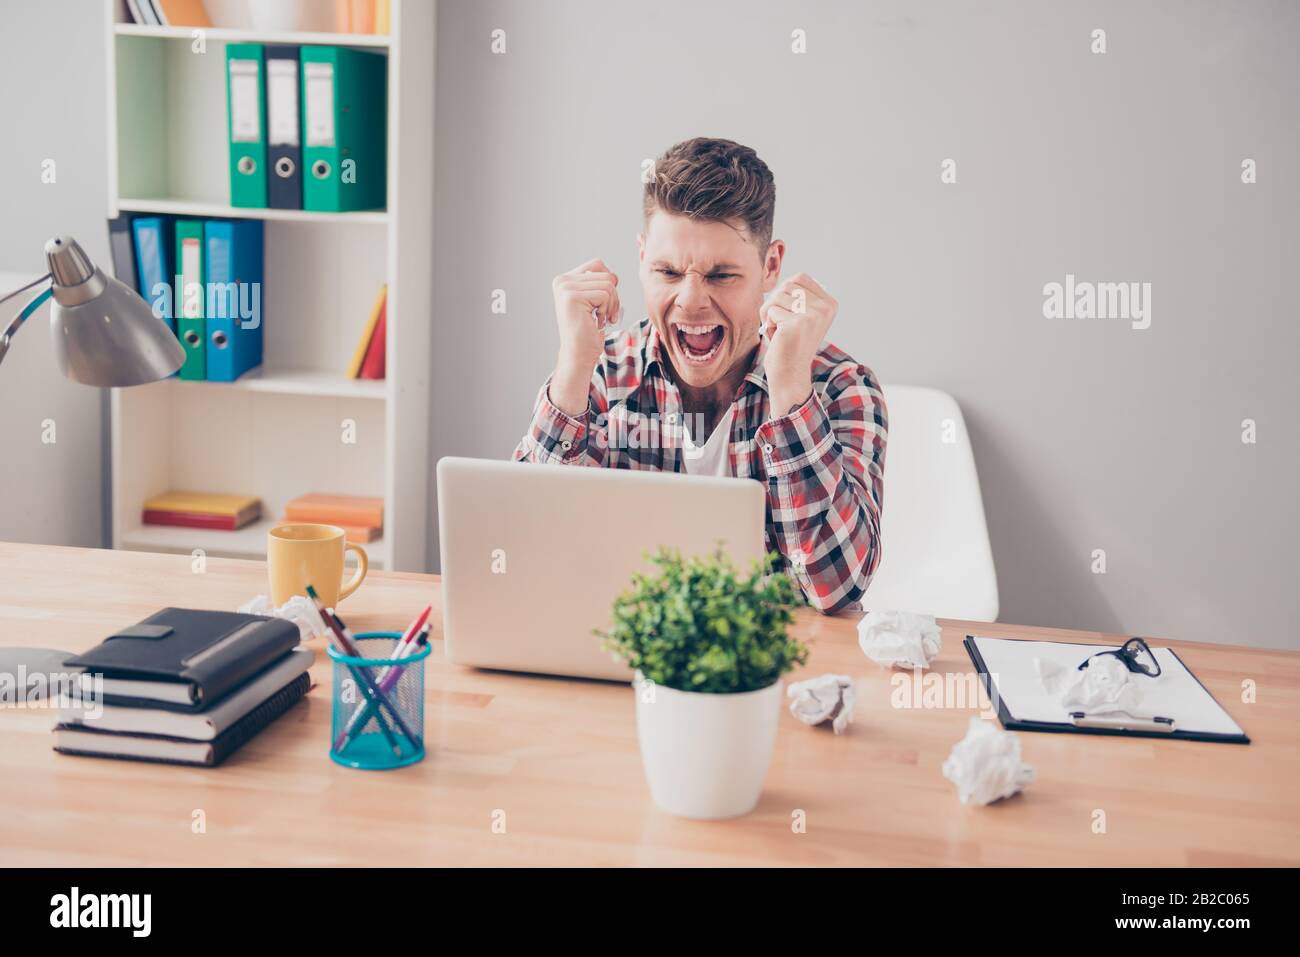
[226,43,267,208]
[175,220,205,380]
[301,46,387,212]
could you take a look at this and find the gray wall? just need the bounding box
[0,1,1294,649]
[0,0,111,549]
[430,0,1299,648]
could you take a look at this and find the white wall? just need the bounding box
[428,0,1299,648]
[0,1,1295,649]
[0,0,111,549]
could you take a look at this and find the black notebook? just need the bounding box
[54,671,311,767]
[64,607,300,712]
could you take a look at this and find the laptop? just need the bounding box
[435,456,767,681]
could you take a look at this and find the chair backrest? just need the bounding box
[862,384,999,622]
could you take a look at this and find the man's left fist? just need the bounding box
[760,272,837,416]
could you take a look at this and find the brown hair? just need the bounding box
[642,137,776,251]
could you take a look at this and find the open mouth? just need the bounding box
[673,323,725,364]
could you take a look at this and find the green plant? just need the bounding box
[598,548,809,694]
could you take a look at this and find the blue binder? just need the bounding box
[203,219,264,382]
[131,216,175,333]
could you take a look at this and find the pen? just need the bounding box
[306,585,407,757]
[329,607,424,752]
[374,605,431,684]
[1069,712,1176,733]
[334,624,430,752]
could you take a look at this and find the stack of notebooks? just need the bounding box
[281,492,384,543]
[143,491,263,532]
[56,608,313,767]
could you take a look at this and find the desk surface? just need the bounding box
[1,541,1297,867]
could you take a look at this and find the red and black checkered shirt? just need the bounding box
[514,319,887,613]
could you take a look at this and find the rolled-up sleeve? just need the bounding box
[513,367,611,467]
[755,363,887,613]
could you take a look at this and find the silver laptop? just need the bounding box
[436,456,767,681]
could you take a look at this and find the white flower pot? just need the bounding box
[634,676,784,820]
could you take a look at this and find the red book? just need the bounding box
[358,298,386,380]
[142,509,243,530]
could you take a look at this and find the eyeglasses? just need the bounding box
[1077,637,1161,678]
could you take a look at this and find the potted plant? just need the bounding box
[599,548,808,819]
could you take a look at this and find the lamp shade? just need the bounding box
[45,235,185,387]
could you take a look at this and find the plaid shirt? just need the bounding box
[514,319,888,613]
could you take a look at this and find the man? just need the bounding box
[514,137,887,613]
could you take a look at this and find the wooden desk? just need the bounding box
[1,541,1296,867]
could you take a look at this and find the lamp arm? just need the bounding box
[0,272,52,306]
[0,278,55,371]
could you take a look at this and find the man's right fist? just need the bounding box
[552,258,621,375]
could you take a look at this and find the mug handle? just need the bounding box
[339,542,369,601]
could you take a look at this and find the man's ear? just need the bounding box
[761,239,786,293]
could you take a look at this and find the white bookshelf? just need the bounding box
[104,0,435,573]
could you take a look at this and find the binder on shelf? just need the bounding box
[265,46,303,210]
[107,215,139,294]
[175,220,205,380]
[204,219,265,382]
[302,45,388,213]
[226,43,268,209]
[131,216,174,334]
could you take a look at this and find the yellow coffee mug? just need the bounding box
[268,523,368,608]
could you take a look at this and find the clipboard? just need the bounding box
[963,635,1250,745]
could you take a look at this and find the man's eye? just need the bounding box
[709,274,737,281]
[656,268,681,278]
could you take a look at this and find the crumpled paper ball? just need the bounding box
[787,674,856,734]
[942,717,1036,806]
[857,609,942,669]
[238,594,327,643]
[1035,654,1142,714]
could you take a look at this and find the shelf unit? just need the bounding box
[104,0,434,572]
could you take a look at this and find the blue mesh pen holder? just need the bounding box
[328,631,430,770]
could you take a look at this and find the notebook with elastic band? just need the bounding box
[64,607,300,712]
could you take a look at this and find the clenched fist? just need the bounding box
[759,272,837,417]
[549,258,622,417]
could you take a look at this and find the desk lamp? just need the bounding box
[0,235,183,689]
[0,235,184,383]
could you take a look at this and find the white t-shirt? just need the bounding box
[682,405,735,476]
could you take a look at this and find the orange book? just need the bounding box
[350,0,375,33]
[276,517,380,543]
[284,493,384,528]
[334,0,351,32]
[155,0,212,27]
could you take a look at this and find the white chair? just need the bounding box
[861,384,999,622]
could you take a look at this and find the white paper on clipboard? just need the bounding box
[970,636,1245,737]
